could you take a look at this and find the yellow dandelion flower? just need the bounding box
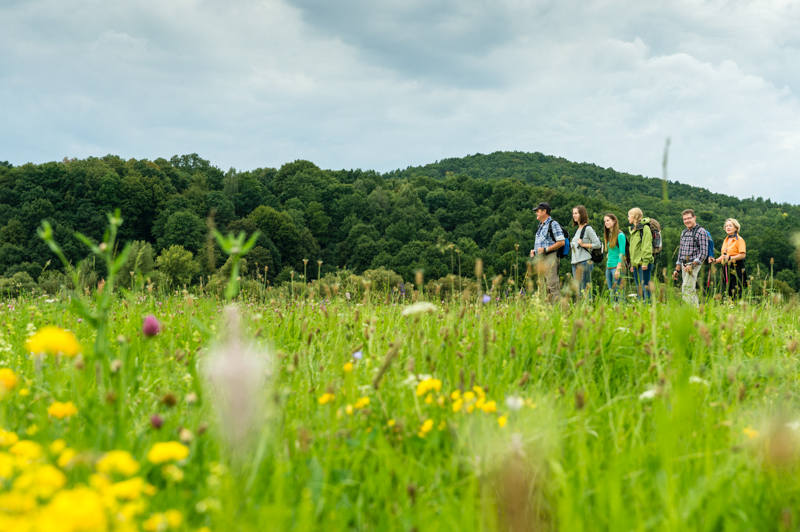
[9,440,43,463]
[473,386,485,397]
[48,401,78,420]
[424,393,433,405]
[57,448,77,469]
[481,401,497,414]
[420,419,434,434]
[463,391,476,401]
[25,326,81,357]
[450,390,461,400]
[498,416,508,428]
[0,368,17,391]
[49,439,66,455]
[437,396,445,408]
[318,393,335,405]
[345,404,354,415]
[108,476,148,500]
[452,399,463,413]
[165,509,183,528]
[343,362,354,373]
[387,419,396,427]
[19,388,30,397]
[13,464,67,498]
[37,487,107,532]
[97,450,140,477]
[415,378,442,397]
[0,429,19,447]
[0,452,14,479]
[147,441,189,465]
[353,396,370,409]
[437,421,446,431]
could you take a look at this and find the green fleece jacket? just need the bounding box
[629,218,654,267]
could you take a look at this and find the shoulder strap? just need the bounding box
[580,226,587,240]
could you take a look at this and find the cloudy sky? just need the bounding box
[2,0,799,203]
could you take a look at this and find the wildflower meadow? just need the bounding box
[1,214,800,532]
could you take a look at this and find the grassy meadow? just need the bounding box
[2,218,800,531]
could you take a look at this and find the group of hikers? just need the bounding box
[530,202,747,305]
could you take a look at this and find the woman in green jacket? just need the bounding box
[628,207,653,300]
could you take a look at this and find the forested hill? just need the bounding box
[0,151,798,295]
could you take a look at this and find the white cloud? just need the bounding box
[0,0,799,203]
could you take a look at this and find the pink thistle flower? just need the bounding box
[143,315,161,337]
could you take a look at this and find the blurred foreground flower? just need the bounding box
[147,441,190,464]
[0,368,17,392]
[402,302,437,316]
[48,401,78,419]
[25,326,81,357]
[96,450,140,476]
[142,315,161,337]
[204,306,270,457]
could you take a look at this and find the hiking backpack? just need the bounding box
[625,219,662,262]
[705,229,715,260]
[580,226,605,264]
[547,220,570,259]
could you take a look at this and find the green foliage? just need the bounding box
[156,245,199,286]
[0,271,36,296]
[0,151,796,293]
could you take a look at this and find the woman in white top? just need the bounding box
[570,205,602,299]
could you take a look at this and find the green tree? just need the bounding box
[158,211,206,253]
[156,245,199,286]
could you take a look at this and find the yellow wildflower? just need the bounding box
[318,393,335,405]
[48,401,79,419]
[450,390,461,400]
[0,429,19,447]
[481,401,497,413]
[498,416,508,428]
[97,450,140,477]
[57,448,77,469]
[165,510,183,528]
[147,441,190,464]
[25,326,81,357]
[9,440,43,463]
[424,393,433,405]
[415,378,442,397]
[437,421,446,430]
[345,404,354,415]
[452,399,463,413]
[0,368,17,391]
[353,396,370,409]
[13,464,67,498]
[37,488,107,531]
[743,427,759,440]
[463,391,476,401]
[417,419,434,438]
[108,476,148,500]
[437,396,445,408]
[19,387,30,397]
[387,419,396,427]
[143,510,183,531]
[473,385,485,397]
[49,439,66,455]
[343,362,354,373]
[0,452,14,479]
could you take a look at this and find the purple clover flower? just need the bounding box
[143,315,161,337]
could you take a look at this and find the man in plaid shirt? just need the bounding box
[671,209,708,305]
[529,202,565,303]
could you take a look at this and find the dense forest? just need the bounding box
[0,151,797,296]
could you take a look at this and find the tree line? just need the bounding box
[0,151,797,296]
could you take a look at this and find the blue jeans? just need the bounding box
[572,261,594,299]
[605,267,621,300]
[632,265,651,300]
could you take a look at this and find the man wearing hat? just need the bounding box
[530,202,565,303]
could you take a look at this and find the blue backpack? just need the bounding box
[547,220,570,259]
[705,229,715,260]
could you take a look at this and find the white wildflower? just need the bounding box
[401,302,438,316]
[639,389,657,401]
[689,376,710,386]
[786,421,800,431]
[505,396,524,411]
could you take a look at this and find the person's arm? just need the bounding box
[589,227,602,249]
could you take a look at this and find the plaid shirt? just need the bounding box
[534,217,565,254]
[677,225,709,265]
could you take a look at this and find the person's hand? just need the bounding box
[642,264,648,271]
[614,267,621,280]
[672,270,679,281]
[686,263,694,274]
[630,267,634,273]
[537,247,545,256]
[575,238,583,245]
[530,249,535,258]
[708,257,715,264]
